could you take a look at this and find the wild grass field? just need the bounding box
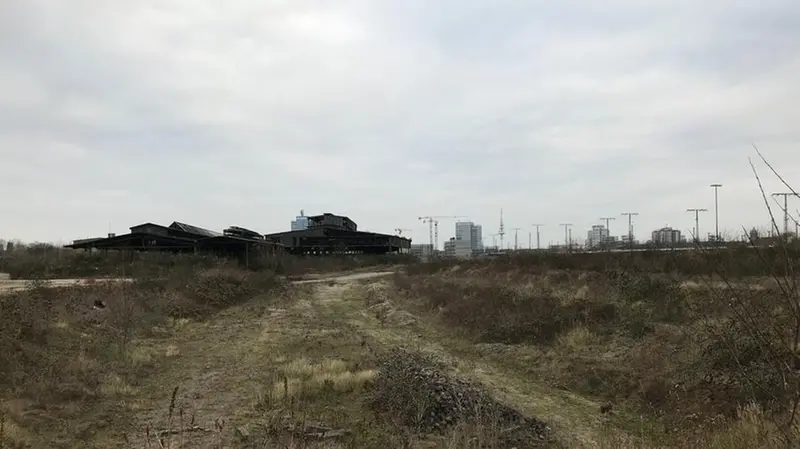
[390,250,800,448]
[4,151,800,449]
[1,243,799,449]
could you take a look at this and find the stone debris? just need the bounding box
[370,349,553,447]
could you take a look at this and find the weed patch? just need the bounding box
[0,260,284,447]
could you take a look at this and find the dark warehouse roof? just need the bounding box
[169,221,222,238]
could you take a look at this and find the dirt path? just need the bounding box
[0,278,132,294]
[121,272,622,448]
[316,279,623,448]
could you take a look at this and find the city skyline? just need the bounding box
[3,172,799,249]
[2,2,800,245]
[420,173,799,250]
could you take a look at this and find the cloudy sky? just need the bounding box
[1,0,799,247]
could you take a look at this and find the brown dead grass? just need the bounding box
[390,264,800,448]
[268,358,377,400]
[6,245,799,448]
[0,261,284,448]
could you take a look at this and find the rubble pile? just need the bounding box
[370,349,552,446]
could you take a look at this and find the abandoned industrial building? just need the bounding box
[65,221,282,264]
[264,213,411,255]
[65,213,411,258]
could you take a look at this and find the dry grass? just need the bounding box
[5,238,800,447]
[0,259,285,448]
[267,358,377,401]
[554,325,596,352]
[131,279,563,449]
[0,245,414,280]
[390,259,800,447]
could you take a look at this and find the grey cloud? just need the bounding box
[1,0,799,246]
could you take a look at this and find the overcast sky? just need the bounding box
[2,0,799,247]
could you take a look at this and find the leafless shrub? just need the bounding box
[686,148,800,445]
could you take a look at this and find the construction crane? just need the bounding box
[418,216,466,251]
[394,228,412,237]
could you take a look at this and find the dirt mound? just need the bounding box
[370,349,553,447]
[363,283,419,327]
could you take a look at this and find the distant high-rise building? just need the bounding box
[586,225,610,248]
[471,225,483,252]
[443,238,457,257]
[290,209,309,231]
[454,221,473,258]
[651,227,684,245]
[441,221,485,258]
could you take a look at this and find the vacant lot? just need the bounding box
[0,278,133,295]
[2,250,799,448]
[388,255,800,447]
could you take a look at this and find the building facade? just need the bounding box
[586,225,610,248]
[651,227,684,245]
[443,238,457,257]
[290,210,309,231]
[410,243,434,258]
[454,221,478,258]
[471,224,483,252]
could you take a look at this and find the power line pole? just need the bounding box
[599,216,616,249]
[620,212,638,250]
[511,228,521,250]
[710,184,722,242]
[531,224,543,250]
[772,193,799,236]
[686,208,708,243]
[528,231,531,250]
[498,208,505,252]
[559,223,573,251]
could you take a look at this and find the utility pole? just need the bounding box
[528,231,531,250]
[498,209,505,252]
[620,212,638,250]
[488,233,499,250]
[511,227,521,250]
[772,193,799,237]
[710,184,722,242]
[532,224,543,250]
[559,223,573,251]
[686,208,708,243]
[599,216,616,249]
